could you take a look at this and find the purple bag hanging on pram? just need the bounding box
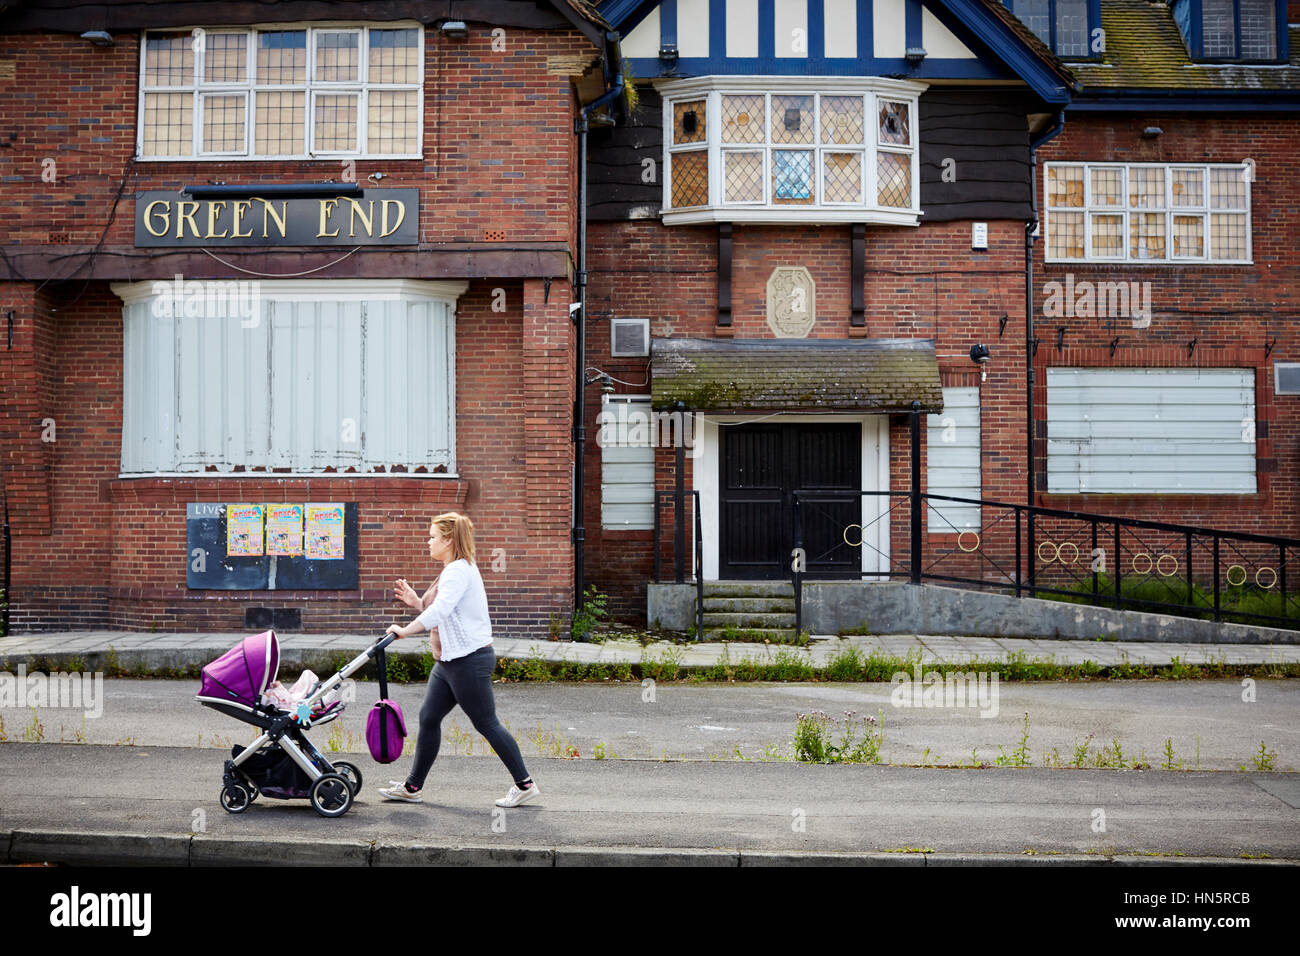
[365,642,407,763]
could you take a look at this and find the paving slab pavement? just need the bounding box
[1,744,1297,866]
[4,630,1300,674]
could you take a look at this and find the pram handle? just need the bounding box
[369,633,399,656]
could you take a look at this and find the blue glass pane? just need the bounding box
[773,151,812,200]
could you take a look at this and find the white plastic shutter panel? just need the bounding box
[175,306,271,470]
[601,396,656,529]
[362,298,455,471]
[926,386,981,531]
[270,299,363,470]
[122,301,177,473]
[1046,368,1256,494]
[121,290,455,473]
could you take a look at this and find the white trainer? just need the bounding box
[377,782,423,803]
[495,781,540,808]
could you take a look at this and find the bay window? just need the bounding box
[662,78,924,225]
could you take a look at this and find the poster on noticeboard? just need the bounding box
[305,504,345,560]
[225,504,265,557]
[265,504,304,557]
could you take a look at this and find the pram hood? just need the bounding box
[198,630,280,709]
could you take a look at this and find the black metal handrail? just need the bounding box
[653,489,704,640]
[791,489,1300,632]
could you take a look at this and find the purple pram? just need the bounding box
[196,629,397,818]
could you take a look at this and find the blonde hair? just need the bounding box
[431,511,476,564]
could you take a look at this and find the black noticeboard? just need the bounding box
[186,502,359,590]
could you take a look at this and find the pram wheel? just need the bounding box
[332,761,363,796]
[309,773,354,818]
[220,783,252,814]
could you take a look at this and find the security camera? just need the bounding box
[569,302,582,315]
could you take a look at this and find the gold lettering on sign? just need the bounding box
[346,199,375,237]
[380,200,405,238]
[318,199,341,237]
[231,200,254,238]
[259,199,288,239]
[176,201,201,239]
[143,199,171,237]
[205,201,229,239]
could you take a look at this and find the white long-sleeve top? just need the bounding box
[415,559,493,661]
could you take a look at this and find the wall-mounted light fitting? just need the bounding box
[905,47,928,65]
[1141,126,1163,139]
[81,31,113,47]
[659,43,678,71]
[970,343,990,381]
[440,20,469,39]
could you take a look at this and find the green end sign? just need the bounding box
[134,189,419,247]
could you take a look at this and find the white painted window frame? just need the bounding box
[1044,161,1253,265]
[137,21,424,161]
[660,76,925,226]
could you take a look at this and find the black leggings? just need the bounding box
[406,645,530,789]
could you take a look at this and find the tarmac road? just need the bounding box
[2,677,1297,770]
[0,679,1297,864]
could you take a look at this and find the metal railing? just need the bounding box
[652,490,704,639]
[790,489,1300,634]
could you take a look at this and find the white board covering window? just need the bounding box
[926,386,981,532]
[113,279,465,474]
[599,395,656,530]
[1046,368,1256,494]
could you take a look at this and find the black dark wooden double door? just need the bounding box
[719,423,861,579]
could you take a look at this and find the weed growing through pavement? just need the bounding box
[58,714,87,744]
[1243,741,1277,772]
[794,709,884,764]
[325,722,361,753]
[0,714,6,742]
[995,712,1032,767]
[1072,733,1095,767]
[22,707,43,742]
[1162,737,1184,770]
[525,722,582,759]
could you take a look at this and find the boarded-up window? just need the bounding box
[119,281,456,474]
[599,396,656,530]
[1046,368,1256,494]
[926,386,981,531]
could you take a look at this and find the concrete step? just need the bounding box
[702,612,797,629]
[702,597,797,614]
[703,581,795,599]
[700,628,797,642]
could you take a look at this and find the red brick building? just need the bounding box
[581,0,1300,624]
[0,0,622,635]
[2,0,1297,636]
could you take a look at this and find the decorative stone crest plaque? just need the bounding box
[765,266,816,338]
